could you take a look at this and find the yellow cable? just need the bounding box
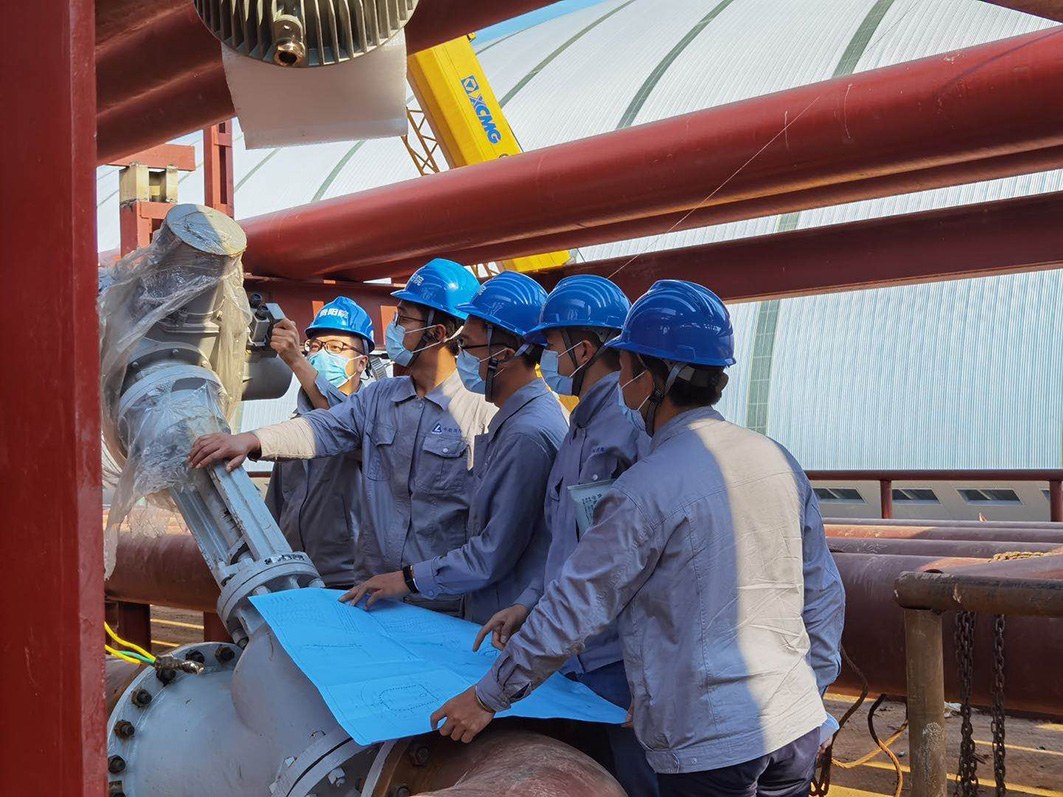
[104,622,156,662]
[105,645,145,666]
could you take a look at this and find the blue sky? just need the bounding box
[476,0,608,43]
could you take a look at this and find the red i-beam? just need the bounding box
[231,27,1063,282]
[0,0,104,792]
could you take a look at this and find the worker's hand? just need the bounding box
[431,686,495,744]
[473,604,530,652]
[187,432,261,472]
[339,571,410,609]
[622,705,634,729]
[269,319,303,366]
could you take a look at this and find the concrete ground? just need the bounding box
[150,608,1063,797]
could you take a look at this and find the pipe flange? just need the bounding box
[217,554,321,637]
[269,728,378,797]
[107,642,241,797]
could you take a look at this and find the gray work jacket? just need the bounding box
[523,372,648,673]
[264,375,362,587]
[301,371,496,610]
[412,379,569,624]
[476,407,844,775]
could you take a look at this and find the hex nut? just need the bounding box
[131,689,152,707]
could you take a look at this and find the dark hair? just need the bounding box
[566,327,620,370]
[436,310,463,356]
[405,301,463,356]
[491,327,541,367]
[633,355,726,408]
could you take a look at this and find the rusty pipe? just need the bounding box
[833,552,1063,714]
[827,537,1063,559]
[106,535,1063,714]
[826,524,1063,544]
[939,552,1063,580]
[371,729,625,796]
[233,28,1063,280]
[826,517,1063,529]
[106,533,219,611]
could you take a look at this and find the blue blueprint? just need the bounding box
[250,588,627,744]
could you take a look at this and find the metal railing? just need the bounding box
[805,469,1063,522]
[895,556,1063,796]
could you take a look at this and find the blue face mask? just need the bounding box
[385,318,436,367]
[616,377,648,433]
[308,349,353,389]
[457,350,487,394]
[539,343,585,397]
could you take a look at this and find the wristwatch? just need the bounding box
[402,564,419,594]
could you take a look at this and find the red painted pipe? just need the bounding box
[337,145,1063,282]
[95,0,558,163]
[544,190,1063,301]
[235,28,1063,280]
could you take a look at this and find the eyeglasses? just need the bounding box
[456,339,492,353]
[395,313,428,327]
[305,340,365,356]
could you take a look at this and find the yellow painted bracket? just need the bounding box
[408,36,570,274]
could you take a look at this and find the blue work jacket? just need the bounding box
[412,379,569,624]
[476,407,845,774]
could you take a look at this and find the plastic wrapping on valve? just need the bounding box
[98,205,251,575]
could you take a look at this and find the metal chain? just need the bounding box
[991,614,1007,795]
[954,611,979,797]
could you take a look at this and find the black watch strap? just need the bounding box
[402,564,419,594]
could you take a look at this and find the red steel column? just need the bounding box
[235,28,1063,281]
[0,0,104,792]
[1050,480,1063,523]
[204,120,235,217]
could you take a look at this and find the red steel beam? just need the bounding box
[233,28,1063,281]
[95,0,557,163]
[979,0,1063,22]
[358,143,1063,280]
[0,0,104,791]
[554,192,1063,299]
[243,276,399,343]
[107,142,197,171]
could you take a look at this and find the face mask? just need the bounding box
[385,318,435,367]
[308,349,353,388]
[617,375,649,433]
[457,350,487,394]
[539,343,586,397]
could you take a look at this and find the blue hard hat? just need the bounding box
[527,275,630,343]
[606,280,736,367]
[457,271,548,339]
[391,258,480,320]
[305,296,375,348]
